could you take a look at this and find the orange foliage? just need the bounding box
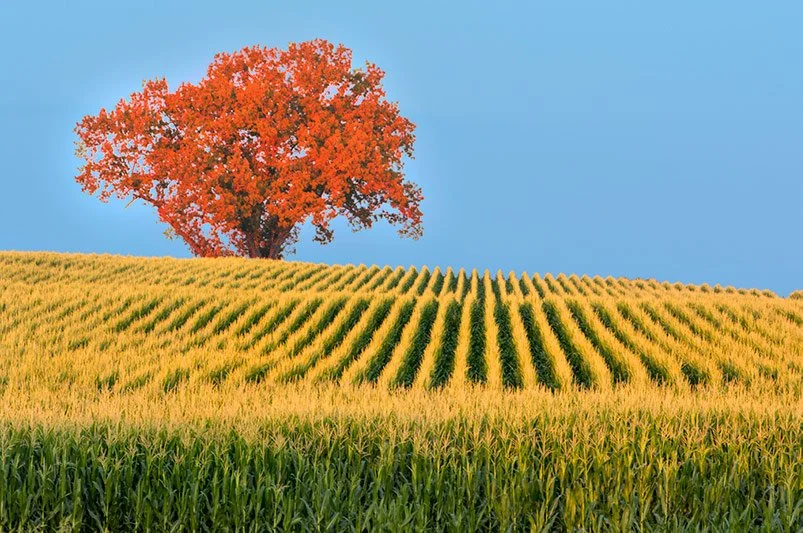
[75,40,422,258]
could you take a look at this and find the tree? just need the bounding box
[75,40,423,259]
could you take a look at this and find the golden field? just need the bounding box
[1,251,802,531]
[1,251,801,394]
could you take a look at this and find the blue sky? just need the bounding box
[1,1,801,294]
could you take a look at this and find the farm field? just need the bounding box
[1,251,802,530]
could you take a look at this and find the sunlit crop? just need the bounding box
[1,252,801,530]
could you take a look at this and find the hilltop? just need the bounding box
[1,251,800,393]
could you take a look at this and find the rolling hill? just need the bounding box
[0,251,800,393]
[1,251,803,530]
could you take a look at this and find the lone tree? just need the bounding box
[75,40,422,258]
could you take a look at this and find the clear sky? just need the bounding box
[0,1,800,294]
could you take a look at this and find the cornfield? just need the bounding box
[1,251,802,530]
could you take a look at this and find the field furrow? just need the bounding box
[0,252,799,393]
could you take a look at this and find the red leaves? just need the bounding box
[75,39,423,259]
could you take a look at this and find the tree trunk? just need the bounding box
[245,232,261,258]
[243,229,285,259]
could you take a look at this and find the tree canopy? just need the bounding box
[75,39,422,258]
